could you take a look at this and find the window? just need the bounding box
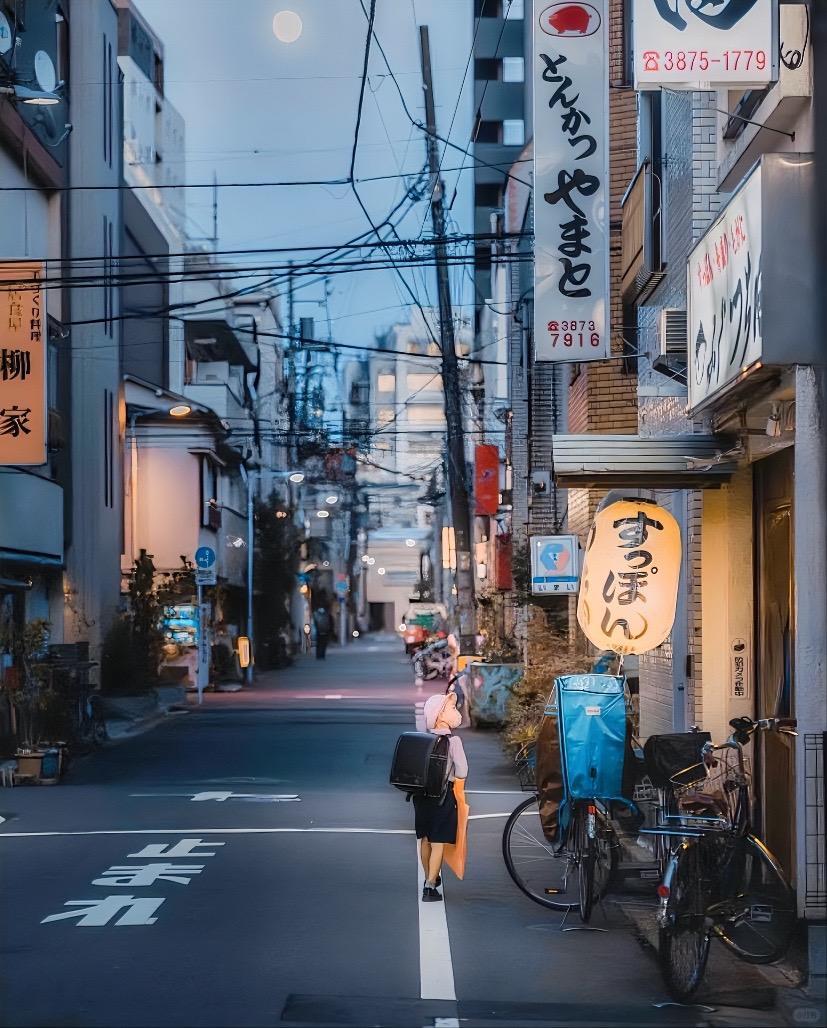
[505,0,524,18]
[502,57,524,82]
[377,407,395,428]
[503,119,525,146]
[407,373,441,392]
[377,372,395,393]
[475,120,501,144]
[408,405,445,425]
[475,183,502,209]
[103,390,115,509]
[475,0,502,16]
[474,58,500,81]
[200,458,219,529]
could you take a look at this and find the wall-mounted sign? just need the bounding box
[633,0,778,90]
[577,499,681,655]
[0,262,47,466]
[688,164,762,410]
[530,534,581,594]
[474,444,500,515]
[730,637,750,700]
[533,0,610,363]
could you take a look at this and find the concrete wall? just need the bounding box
[65,0,124,662]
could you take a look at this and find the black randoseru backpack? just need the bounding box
[389,732,450,801]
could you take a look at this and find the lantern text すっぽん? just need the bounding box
[577,499,681,655]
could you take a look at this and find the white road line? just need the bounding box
[465,790,525,795]
[323,694,343,699]
[467,812,511,821]
[416,843,457,1004]
[0,827,416,839]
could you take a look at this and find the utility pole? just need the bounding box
[419,25,476,652]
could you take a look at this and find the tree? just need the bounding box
[254,493,301,665]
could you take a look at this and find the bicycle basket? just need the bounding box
[668,748,750,831]
[643,731,711,788]
[556,674,629,803]
[514,742,537,791]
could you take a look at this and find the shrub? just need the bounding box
[502,613,592,754]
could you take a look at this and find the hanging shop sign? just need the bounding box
[530,534,581,595]
[687,153,816,412]
[688,164,762,409]
[0,262,47,466]
[533,0,610,363]
[632,0,777,90]
[474,444,500,515]
[577,499,681,655]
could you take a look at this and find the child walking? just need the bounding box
[414,692,469,902]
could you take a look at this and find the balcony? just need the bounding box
[0,471,64,566]
[184,318,257,372]
[620,161,664,305]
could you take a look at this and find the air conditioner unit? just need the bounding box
[659,309,687,357]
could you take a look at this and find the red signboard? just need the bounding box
[474,445,500,515]
[495,534,513,591]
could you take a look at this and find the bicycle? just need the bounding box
[656,716,798,1001]
[503,743,619,920]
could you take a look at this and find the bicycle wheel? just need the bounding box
[712,834,797,964]
[659,842,711,1001]
[576,803,596,923]
[502,795,578,910]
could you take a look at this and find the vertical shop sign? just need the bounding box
[474,444,500,515]
[688,164,763,410]
[730,638,751,700]
[633,0,777,90]
[0,262,47,465]
[533,1,610,362]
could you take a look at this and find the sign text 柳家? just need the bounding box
[688,165,762,410]
[533,1,610,363]
[633,0,777,90]
[0,262,46,466]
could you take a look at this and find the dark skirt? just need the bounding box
[413,787,458,843]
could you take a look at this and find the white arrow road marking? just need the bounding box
[128,792,300,803]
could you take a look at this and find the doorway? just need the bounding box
[754,447,796,883]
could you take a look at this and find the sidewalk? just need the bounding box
[445,696,823,1024]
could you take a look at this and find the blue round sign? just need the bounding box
[195,546,216,569]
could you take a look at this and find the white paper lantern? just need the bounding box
[577,498,681,655]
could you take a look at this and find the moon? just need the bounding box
[273,10,303,43]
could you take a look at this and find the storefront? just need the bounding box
[687,154,825,930]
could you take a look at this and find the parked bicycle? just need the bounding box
[656,716,798,1001]
[502,675,631,923]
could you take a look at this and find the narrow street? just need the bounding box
[0,637,798,1028]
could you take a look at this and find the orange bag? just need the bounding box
[444,779,469,880]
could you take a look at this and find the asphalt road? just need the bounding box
[0,636,799,1027]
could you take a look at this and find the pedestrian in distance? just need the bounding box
[416,692,468,902]
[312,606,332,660]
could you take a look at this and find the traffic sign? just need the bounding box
[195,546,216,569]
[195,567,217,586]
[335,579,348,596]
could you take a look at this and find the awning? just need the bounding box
[551,434,738,489]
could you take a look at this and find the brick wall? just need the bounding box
[565,0,638,547]
[634,90,723,735]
